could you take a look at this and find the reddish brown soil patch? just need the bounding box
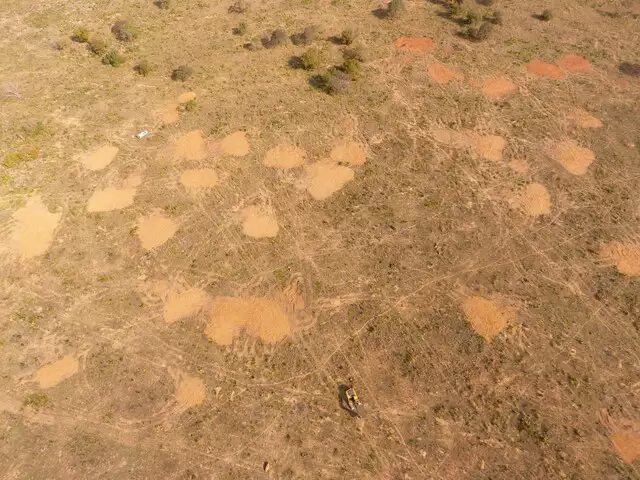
[611,430,640,463]
[480,76,517,99]
[393,37,435,53]
[461,296,513,342]
[180,168,219,191]
[137,211,178,250]
[164,288,210,323]
[552,141,595,175]
[557,54,591,73]
[79,144,119,171]
[600,241,640,276]
[11,196,62,259]
[427,63,461,84]
[304,161,355,200]
[218,131,250,157]
[526,60,566,80]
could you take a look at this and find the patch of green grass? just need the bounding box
[135,59,153,76]
[102,50,125,67]
[273,269,287,284]
[341,58,362,80]
[3,149,40,168]
[26,121,50,138]
[72,27,90,43]
[23,393,49,410]
[183,99,198,112]
[300,48,323,70]
[13,309,42,329]
[0,174,11,185]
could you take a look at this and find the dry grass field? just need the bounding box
[1,0,640,478]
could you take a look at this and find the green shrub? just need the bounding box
[300,48,323,70]
[102,50,125,67]
[320,69,351,95]
[387,0,406,18]
[341,58,362,80]
[343,46,365,62]
[291,25,319,45]
[540,9,552,21]
[183,99,198,112]
[264,29,288,48]
[23,393,49,410]
[155,0,171,9]
[340,29,356,45]
[233,22,248,35]
[72,27,90,43]
[229,0,249,13]
[484,9,503,25]
[88,38,108,56]
[463,10,482,25]
[172,65,194,81]
[462,21,493,41]
[3,149,39,168]
[111,20,138,42]
[135,59,153,76]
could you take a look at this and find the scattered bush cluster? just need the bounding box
[263,29,288,48]
[103,50,125,67]
[111,20,138,42]
[172,65,194,81]
[291,26,319,46]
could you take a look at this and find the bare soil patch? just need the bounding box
[175,374,206,409]
[303,161,355,200]
[33,355,80,389]
[526,59,566,79]
[480,76,517,99]
[611,430,640,463]
[179,168,219,191]
[393,37,435,53]
[137,211,178,250]
[264,143,306,169]
[557,54,591,73]
[521,183,551,217]
[427,63,461,84]
[475,135,506,161]
[164,287,210,323]
[218,131,250,157]
[571,110,603,128]
[10,196,61,259]
[329,140,367,166]
[172,130,206,161]
[79,145,119,171]
[177,91,197,104]
[600,241,640,276]
[241,205,279,238]
[508,158,529,173]
[461,296,513,342]
[551,140,596,175]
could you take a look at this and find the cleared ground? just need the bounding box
[1,0,640,478]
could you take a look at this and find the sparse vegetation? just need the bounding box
[24,121,50,138]
[111,20,138,42]
[172,65,194,81]
[72,27,90,43]
[50,39,67,51]
[340,29,357,45]
[228,0,248,13]
[318,69,351,95]
[155,0,171,9]
[540,9,553,21]
[291,25,319,46]
[102,50,125,67]
[135,59,153,76]
[88,38,108,56]
[233,22,248,35]
[300,48,323,70]
[263,29,288,48]
[23,393,49,410]
[244,38,261,51]
[462,21,493,41]
[387,0,406,18]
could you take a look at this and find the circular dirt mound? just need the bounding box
[462,296,512,341]
[522,183,551,217]
[427,63,461,84]
[164,288,210,323]
[11,196,61,259]
[241,205,279,238]
[176,375,206,409]
[173,130,206,161]
[526,60,566,79]
[600,241,640,276]
[219,131,250,157]
[480,76,517,99]
[180,168,219,191]
[475,135,506,161]
[264,143,306,168]
[33,355,80,389]
[571,111,603,129]
[552,141,595,175]
[330,141,366,166]
[304,161,355,200]
[80,144,119,171]
[137,211,178,250]
[393,37,435,53]
[557,54,591,73]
